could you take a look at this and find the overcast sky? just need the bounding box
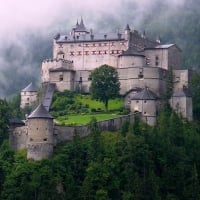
[0,0,121,37]
[0,0,186,97]
[0,0,186,39]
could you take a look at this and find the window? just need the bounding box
[136,100,139,103]
[70,51,74,56]
[138,68,144,79]
[27,97,29,101]
[79,77,82,83]
[155,55,159,66]
[43,138,47,141]
[144,100,146,103]
[59,74,63,81]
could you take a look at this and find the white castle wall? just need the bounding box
[145,49,169,70]
[170,96,193,121]
[41,59,73,83]
[173,70,191,91]
[53,40,128,70]
[49,70,75,91]
[118,55,145,68]
[20,91,37,108]
[118,67,167,95]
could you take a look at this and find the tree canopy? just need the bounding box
[89,64,120,111]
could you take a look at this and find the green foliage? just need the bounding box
[90,64,120,111]
[1,114,200,199]
[0,99,10,143]
[50,90,124,125]
[191,72,200,120]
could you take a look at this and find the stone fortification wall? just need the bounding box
[54,113,136,144]
[118,55,145,68]
[173,69,192,92]
[41,59,73,83]
[70,67,167,95]
[74,70,91,93]
[9,126,28,150]
[168,45,181,70]
[170,96,193,121]
[118,67,167,95]
[10,114,137,150]
[49,71,75,91]
[145,49,169,70]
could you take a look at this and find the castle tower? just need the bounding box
[170,86,193,121]
[130,87,158,126]
[20,82,37,109]
[27,103,54,161]
[124,24,131,41]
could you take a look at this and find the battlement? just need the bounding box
[42,58,73,64]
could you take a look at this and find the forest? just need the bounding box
[1,97,200,199]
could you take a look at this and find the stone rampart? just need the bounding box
[9,113,138,150]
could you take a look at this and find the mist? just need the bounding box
[0,0,195,97]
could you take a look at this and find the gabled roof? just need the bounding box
[9,117,25,125]
[22,82,37,92]
[56,32,126,43]
[28,104,53,119]
[145,44,181,51]
[155,44,174,49]
[131,87,158,100]
[172,87,192,97]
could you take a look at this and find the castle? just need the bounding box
[15,18,193,160]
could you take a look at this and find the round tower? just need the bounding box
[130,87,158,126]
[27,103,54,161]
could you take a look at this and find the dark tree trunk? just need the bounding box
[105,99,108,111]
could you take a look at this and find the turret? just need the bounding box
[20,82,37,109]
[27,103,54,161]
[130,87,159,126]
[124,24,131,41]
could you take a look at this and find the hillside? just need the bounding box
[0,111,200,199]
[50,90,125,125]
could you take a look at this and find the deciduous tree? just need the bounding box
[89,64,120,111]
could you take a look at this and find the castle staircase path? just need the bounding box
[41,83,56,111]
